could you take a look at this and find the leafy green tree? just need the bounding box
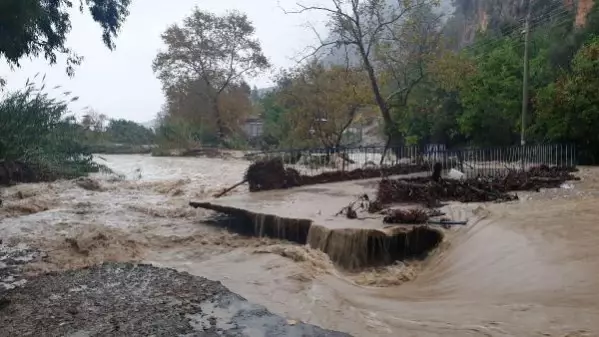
[105,119,155,145]
[259,91,291,149]
[0,0,131,75]
[449,26,559,147]
[534,36,599,163]
[396,82,464,147]
[457,38,523,146]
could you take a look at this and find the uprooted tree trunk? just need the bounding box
[212,97,229,147]
[380,125,404,166]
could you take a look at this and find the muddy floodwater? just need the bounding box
[1,154,598,337]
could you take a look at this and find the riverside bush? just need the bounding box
[0,82,105,181]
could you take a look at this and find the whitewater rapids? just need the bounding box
[0,154,597,337]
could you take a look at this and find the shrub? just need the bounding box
[0,82,104,180]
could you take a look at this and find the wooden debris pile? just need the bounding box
[375,165,578,206]
[382,209,429,224]
[245,157,429,192]
[245,158,300,192]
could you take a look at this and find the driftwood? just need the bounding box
[335,194,371,219]
[213,179,247,198]
[383,208,429,224]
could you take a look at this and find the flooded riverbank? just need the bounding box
[1,154,598,336]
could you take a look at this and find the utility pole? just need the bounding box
[521,0,532,170]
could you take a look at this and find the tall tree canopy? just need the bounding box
[0,0,131,75]
[153,8,270,145]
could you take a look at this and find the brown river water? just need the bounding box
[1,154,598,337]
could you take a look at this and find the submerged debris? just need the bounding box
[337,206,358,219]
[335,194,372,219]
[75,177,103,191]
[376,165,578,206]
[213,179,247,198]
[376,178,518,206]
[383,209,429,224]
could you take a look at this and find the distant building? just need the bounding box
[425,144,446,153]
[243,117,264,138]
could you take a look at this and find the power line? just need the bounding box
[531,9,574,28]
[520,2,570,24]
[460,4,576,54]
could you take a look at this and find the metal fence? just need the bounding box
[247,143,576,178]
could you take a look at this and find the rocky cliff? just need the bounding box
[319,0,596,61]
[453,0,595,46]
[574,0,595,25]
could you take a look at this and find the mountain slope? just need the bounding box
[316,0,595,64]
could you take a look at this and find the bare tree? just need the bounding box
[375,4,443,109]
[285,0,439,148]
[80,109,106,132]
[153,8,270,144]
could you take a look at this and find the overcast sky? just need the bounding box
[0,0,329,123]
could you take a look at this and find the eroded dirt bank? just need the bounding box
[1,154,598,336]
